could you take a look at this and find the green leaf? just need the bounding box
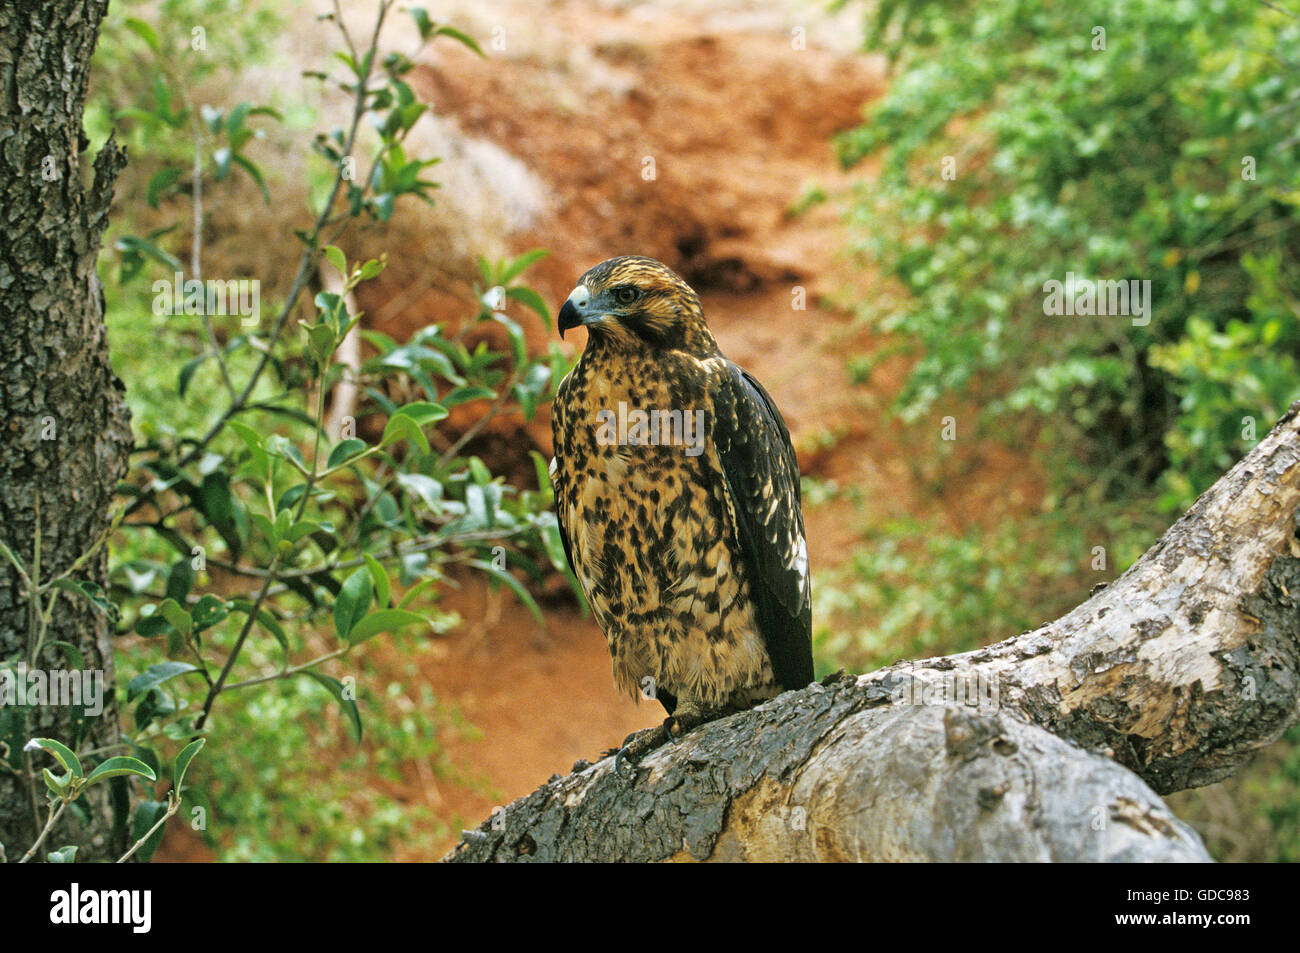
[229,599,289,655]
[468,456,492,485]
[190,594,229,633]
[160,98,188,136]
[435,25,486,58]
[123,17,161,53]
[327,438,368,469]
[47,846,78,863]
[363,553,391,608]
[146,167,185,209]
[226,101,251,135]
[49,578,119,622]
[301,672,362,743]
[231,154,270,204]
[442,385,496,407]
[196,470,242,557]
[43,768,72,798]
[131,745,161,781]
[85,757,158,786]
[518,363,553,420]
[44,640,85,672]
[395,576,434,609]
[213,147,232,181]
[127,662,199,702]
[333,567,372,640]
[334,49,362,78]
[115,106,164,126]
[285,519,322,544]
[158,597,193,639]
[393,400,448,425]
[501,248,549,283]
[305,321,338,365]
[399,551,429,586]
[409,6,433,40]
[173,738,206,795]
[135,604,176,638]
[178,353,209,397]
[539,514,570,573]
[200,104,223,134]
[28,738,83,779]
[380,413,430,455]
[250,512,278,546]
[134,689,177,732]
[344,608,428,645]
[226,420,270,479]
[274,507,292,543]
[529,450,554,497]
[505,285,551,326]
[324,244,347,277]
[490,312,527,366]
[130,800,169,863]
[464,483,489,528]
[275,483,309,514]
[375,341,460,384]
[468,559,543,624]
[165,559,195,602]
[114,233,181,272]
[396,472,442,511]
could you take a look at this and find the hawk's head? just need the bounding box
[557,256,717,356]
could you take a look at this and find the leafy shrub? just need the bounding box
[827,0,1300,862]
[3,1,568,862]
[835,0,1300,508]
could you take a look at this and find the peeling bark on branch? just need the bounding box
[446,685,1210,862]
[445,402,1300,862]
[865,398,1300,796]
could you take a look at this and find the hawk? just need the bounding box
[549,256,812,772]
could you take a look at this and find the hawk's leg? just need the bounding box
[612,695,721,779]
[610,722,672,778]
[663,698,709,741]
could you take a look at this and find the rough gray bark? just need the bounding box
[445,400,1300,862]
[0,0,133,861]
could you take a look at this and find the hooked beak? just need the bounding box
[557,285,593,340]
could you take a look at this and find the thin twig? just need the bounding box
[121,1,397,522]
[222,646,350,692]
[116,795,180,864]
[18,798,69,863]
[435,367,522,470]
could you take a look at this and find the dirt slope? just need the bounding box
[389,5,892,856]
[157,0,1043,861]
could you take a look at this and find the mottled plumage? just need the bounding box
[549,256,811,757]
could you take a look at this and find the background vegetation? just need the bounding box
[59,0,565,861]
[819,0,1300,861]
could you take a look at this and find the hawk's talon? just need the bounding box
[609,723,672,781]
[613,746,636,781]
[663,716,682,743]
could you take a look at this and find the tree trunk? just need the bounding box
[445,400,1300,862]
[0,0,133,861]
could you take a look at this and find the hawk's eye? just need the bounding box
[613,286,640,306]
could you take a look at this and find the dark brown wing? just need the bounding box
[711,361,813,691]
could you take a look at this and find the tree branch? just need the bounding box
[444,399,1300,862]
